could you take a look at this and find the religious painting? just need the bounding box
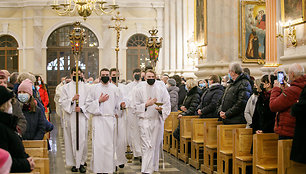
[241,1,266,64]
[281,0,305,25]
[194,0,207,46]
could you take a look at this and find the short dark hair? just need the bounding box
[100,68,110,75]
[110,68,119,74]
[243,68,251,76]
[209,75,220,83]
[145,65,153,71]
[171,75,182,87]
[10,72,19,84]
[133,68,141,74]
[71,67,84,74]
[145,69,156,76]
[261,74,277,86]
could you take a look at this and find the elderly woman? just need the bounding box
[173,79,201,140]
[0,86,35,172]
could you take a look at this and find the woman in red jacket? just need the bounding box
[35,76,49,112]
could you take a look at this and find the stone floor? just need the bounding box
[48,113,201,174]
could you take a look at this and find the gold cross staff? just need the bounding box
[109,11,128,87]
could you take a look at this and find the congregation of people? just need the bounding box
[0,62,305,174]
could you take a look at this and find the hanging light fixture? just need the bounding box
[51,0,119,20]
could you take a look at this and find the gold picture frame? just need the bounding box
[281,0,306,26]
[241,1,266,64]
[194,0,207,47]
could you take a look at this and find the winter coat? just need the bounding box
[0,111,31,173]
[197,84,224,118]
[251,91,276,133]
[38,85,49,111]
[178,84,187,108]
[244,94,258,128]
[181,86,201,116]
[290,86,306,164]
[22,104,46,140]
[270,75,306,137]
[168,86,179,112]
[218,73,252,124]
[12,98,27,134]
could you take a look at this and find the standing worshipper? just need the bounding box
[134,69,171,174]
[59,67,88,173]
[35,76,49,112]
[86,68,124,174]
[110,68,127,168]
[125,68,142,160]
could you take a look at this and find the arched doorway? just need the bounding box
[126,34,149,80]
[46,25,99,110]
[0,35,19,72]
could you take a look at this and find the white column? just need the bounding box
[176,0,183,72]
[169,0,176,73]
[163,0,170,73]
[156,7,164,75]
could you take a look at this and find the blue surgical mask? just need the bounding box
[7,77,10,83]
[89,81,93,84]
[199,83,205,88]
[185,85,188,91]
[228,73,232,80]
[18,93,30,103]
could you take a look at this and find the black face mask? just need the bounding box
[141,77,145,81]
[73,76,82,82]
[260,83,265,92]
[134,74,140,81]
[101,76,109,84]
[253,87,259,95]
[147,79,155,85]
[111,77,117,83]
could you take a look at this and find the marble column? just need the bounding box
[169,0,177,73]
[163,0,170,73]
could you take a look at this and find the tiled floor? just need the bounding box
[49,113,201,174]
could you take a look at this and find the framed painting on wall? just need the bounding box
[241,1,266,64]
[281,0,305,25]
[194,0,207,46]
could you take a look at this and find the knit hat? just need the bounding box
[168,78,176,86]
[0,148,12,174]
[0,86,14,106]
[18,79,33,96]
[0,70,5,79]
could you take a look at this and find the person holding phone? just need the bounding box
[270,63,306,139]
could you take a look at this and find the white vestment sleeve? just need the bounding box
[85,86,101,116]
[161,86,171,121]
[60,86,74,114]
[134,87,146,118]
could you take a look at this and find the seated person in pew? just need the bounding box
[17,79,46,140]
[270,63,306,139]
[167,78,179,112]
[217,63,252,124]
[290,86,306,164]
[0,86,35,173]
[0,148,12,174]
[197,75,224,118]
[173,79,201,140]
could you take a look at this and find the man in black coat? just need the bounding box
[218,63,252,124]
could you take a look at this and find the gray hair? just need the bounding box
[288,63,304,77]
[229,63,243,75]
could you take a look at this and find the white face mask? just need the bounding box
[18,93,30,103]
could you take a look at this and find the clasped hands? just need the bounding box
[219,111,226,119]
[145,97,163,112]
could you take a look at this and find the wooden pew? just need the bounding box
[10,173,40,174]
[32,158,50,174]
[253,133,278,174]
[163,112,178,152]
[189,118,218,169]
[23,140,48,149]
[201,120,223,174]
[23,140,49,174]
[217,124,246,174]
[25,148,48,158]
[233,128,253,174]
[170,112,180,157]
[178,116,199,163]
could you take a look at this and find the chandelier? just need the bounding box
[51,0,119,20]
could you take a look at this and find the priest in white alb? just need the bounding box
[134,69,171,174]
[126,68,142,159]
[59,67,88,173]
[85,68,124,174]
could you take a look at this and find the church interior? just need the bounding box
[0,0,306,174]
